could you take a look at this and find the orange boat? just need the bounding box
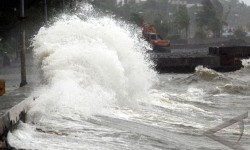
[142,23,170,51]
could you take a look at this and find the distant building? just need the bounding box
[168,0,202,8]
[117,0,202,7]
[116,0,145,6]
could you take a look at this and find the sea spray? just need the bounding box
[242,59,250,70]
[28,4,156,119]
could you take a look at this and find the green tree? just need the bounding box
[194,30,207,39]
[234,27,247,38]
[173,5,190,39]
[90,0,116,12]
[196,0,223,38]
[130,13,144,26]
[212,0,225,37]
[153,19,170,38]
[247,22,250,32]
[0,39,3,55]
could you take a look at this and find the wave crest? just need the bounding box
[194,66,223,81]
[30,5,156,117]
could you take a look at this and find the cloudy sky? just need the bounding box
[242,0,250,5]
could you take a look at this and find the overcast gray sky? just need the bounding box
[242,0,250,5]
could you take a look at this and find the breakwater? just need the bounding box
[0,83,33,149]
[0,98,31,149]
[152,46,250,73]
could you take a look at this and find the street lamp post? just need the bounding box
[19,0,27,87]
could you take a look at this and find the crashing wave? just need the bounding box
[194,66,224,81]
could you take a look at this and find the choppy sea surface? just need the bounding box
[7,3,250,150]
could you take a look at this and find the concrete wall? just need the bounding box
[0,98,32,148]
[187,37,250,45]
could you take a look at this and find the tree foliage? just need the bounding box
[247,22,250,32]
[234,27,247,38]
[90,0,116,12]
[196,0,223,38]
[173,5,190,39]
[153,19,170,38]
[131,13,144,25]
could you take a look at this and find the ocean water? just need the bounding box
[7,3,250,150]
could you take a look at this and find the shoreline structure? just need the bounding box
[0,98,31,149]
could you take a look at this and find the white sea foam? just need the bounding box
[242,59,250,69]
[28,4,156,119]
[8,4,160,149]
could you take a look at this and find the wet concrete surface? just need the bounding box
[0,86,33,116]
[0,54,37,116]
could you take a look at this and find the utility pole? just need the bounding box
[14,8,19,61]
[19,0,27,87]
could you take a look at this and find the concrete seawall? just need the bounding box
[0,83,33,149]
[0,98,32,149]
[0,53,35,148]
